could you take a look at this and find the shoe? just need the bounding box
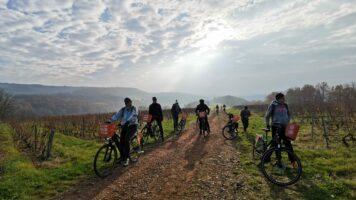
[123,159,129,167]
[138,150,145,154]
[116,157,123,164]
[291,161,297,169]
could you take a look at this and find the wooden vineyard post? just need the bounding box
[311,116,316,141]
[34,124,38,152]
[321,116,330,149]
[45,128,55,160]
[81,117,85,138]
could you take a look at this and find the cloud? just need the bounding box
[0,0,355,97]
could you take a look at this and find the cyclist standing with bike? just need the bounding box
[265,93,296,167]
[195,99,211,133]
[171,100,181,131]
[240,106,251,132]
[149,97,164,141]
[108,97,138,167]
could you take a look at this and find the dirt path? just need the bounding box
[59,115,244,200]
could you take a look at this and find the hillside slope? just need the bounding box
[211,95,248,106]
[0,83,203,116]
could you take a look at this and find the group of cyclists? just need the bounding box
[106,92,295,169]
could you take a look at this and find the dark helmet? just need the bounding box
[199,99,204,104]
[124,97,132,103]
[275,93,285,100]
[152,97,157,101]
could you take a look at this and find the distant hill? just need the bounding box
[1,83,248,116]
[0,83,204,116]
[211,95,248,107]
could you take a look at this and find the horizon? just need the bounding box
[4,81,354,101]
[1,1,356,97]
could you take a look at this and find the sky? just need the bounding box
[0,0,356,97]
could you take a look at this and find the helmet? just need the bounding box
[152,97,157,101]
[199,99,204,103]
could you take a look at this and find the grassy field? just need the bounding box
[0,115,195,200]
[227,109,356,200]
[1,111,355,200]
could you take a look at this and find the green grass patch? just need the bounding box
[227,108,356,200]
[0,123,101,200]
[0,115,195,199]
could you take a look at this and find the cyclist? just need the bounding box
[222,104,226,112]
[265,93,296,167]
[171,100,182,131]
[149,97,164,141]
[108,97,138,167]
[195,99,210,133]
[215,105,219,115]
[240,106,251,132]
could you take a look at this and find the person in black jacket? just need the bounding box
[240,106,251,132]
[195,99,210,133]
[171,100,181,131]
[149,97,164,141]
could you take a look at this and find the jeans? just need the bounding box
[172,114,179,131]
[242,118,249,131]
[271,124,295,163]
[112,124,138,161]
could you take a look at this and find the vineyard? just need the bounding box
[235,82,356,149]
[8,108,196,161]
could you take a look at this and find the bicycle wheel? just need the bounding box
[260,147,302,186]
[151,122,162,142]
[129,135,141,162]
[93,144,118,178]
[222,125,237,140]
[140,127,149,149]
[252,138,265,160]
[201,119,209,138]
[177,120,186,135]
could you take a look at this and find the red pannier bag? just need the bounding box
[199,112,206,118]
[143,114,152,123]
[232,115,240,122]
[285,123,300,140]
[181,112,188,120]
[99,123,117,138]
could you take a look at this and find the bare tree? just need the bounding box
[265,92,279,103]
[0,89,14,120]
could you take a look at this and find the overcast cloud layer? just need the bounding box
[0,0,356,97]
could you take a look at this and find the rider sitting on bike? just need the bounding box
[195,99,210,133]
[108,97,138,167]
[215,105,219,115]
[265,93,296,167]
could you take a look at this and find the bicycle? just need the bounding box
[255,124,302,186]
[197,112,210,137]
[176,112,188,135]
[222,114,239,140]
[93,123,141,178]
[140,115,163,149]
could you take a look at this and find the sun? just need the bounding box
[196,27,235,50]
